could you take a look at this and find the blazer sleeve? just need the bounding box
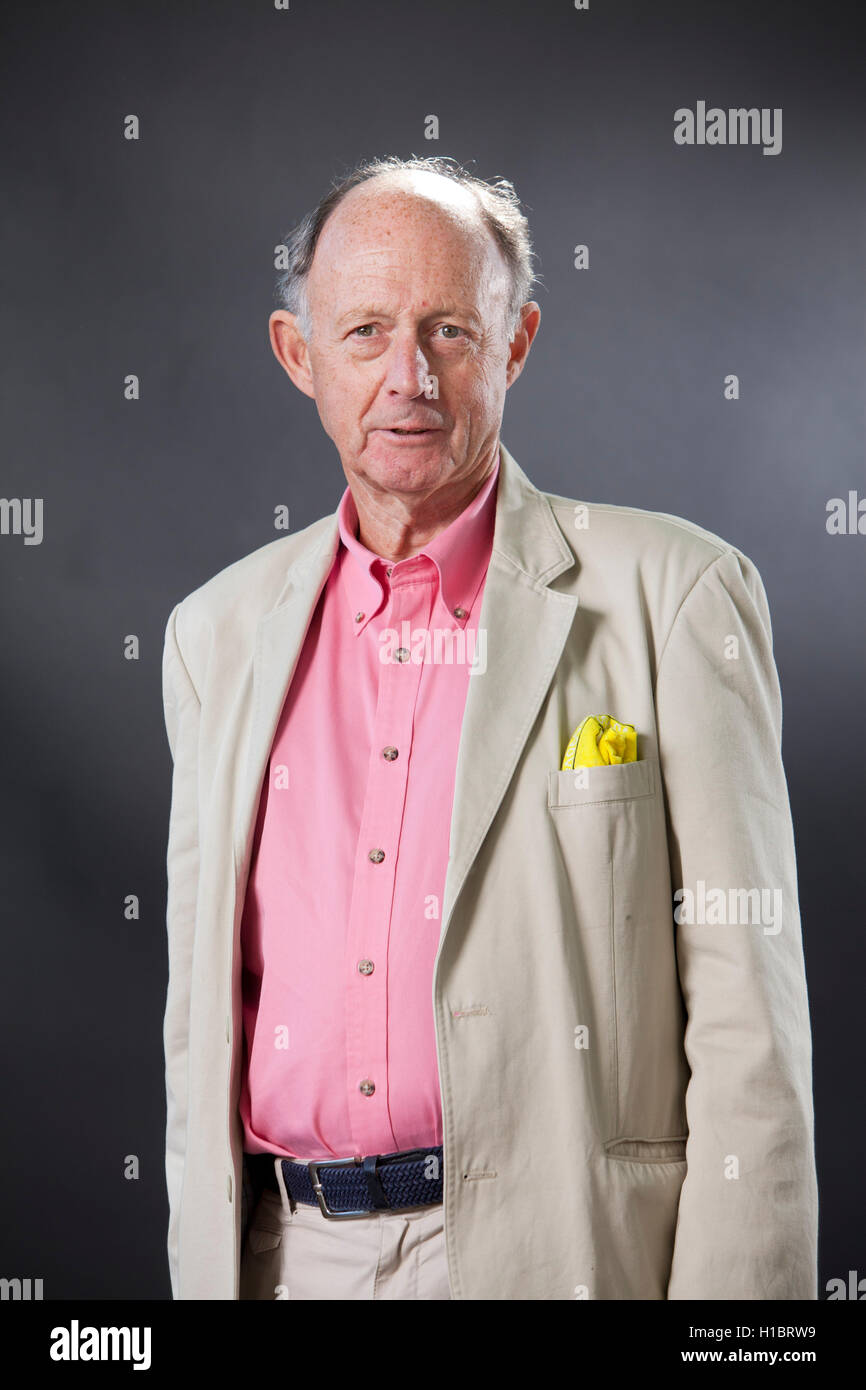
[655,548,818,1299]
[161,601,202,1301]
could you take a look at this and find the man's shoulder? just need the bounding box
[546,489,733,562]
[541,487,753,592]
[172,512,336,624]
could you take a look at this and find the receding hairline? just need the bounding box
[313,168,507,262]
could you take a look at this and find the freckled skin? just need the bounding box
[269,171,541,560]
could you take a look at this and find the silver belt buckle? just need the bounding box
[306,1155,370,1219]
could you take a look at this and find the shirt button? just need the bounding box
[382,746,399,760]
[394,647,410,662]
[358,959,375,975]
[354,611,364,623]
[454,606,468,619]
[368,848,385,863]
[359,1079,376,1097]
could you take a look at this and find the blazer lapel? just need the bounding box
[233,520,340,880]
[439,444,578,944]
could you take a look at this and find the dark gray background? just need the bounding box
[1,0,862,1298]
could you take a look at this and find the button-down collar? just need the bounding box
[336,449,500,635]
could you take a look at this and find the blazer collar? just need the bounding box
[265,438,576,603]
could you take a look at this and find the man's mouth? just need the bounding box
[382,426,441,437]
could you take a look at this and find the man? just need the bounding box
[161,154,818,1300]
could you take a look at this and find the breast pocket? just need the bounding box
[546,758,667,1139]
[547,757,656,808]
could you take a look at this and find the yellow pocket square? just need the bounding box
[561,714,637,769]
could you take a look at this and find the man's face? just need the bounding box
[272,173,537,506]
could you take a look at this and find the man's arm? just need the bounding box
[161,602,202,1300]
[655,548,818,1299]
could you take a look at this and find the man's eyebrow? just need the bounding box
[432,304,483,325]
[335,306,391,328]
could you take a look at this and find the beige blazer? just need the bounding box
[162,441,818,1299]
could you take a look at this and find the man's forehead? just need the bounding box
[310,175,507,308]
[316,173,491,264]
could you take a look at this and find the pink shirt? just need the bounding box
[239,454,500,1161]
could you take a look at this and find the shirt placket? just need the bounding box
[344,563,434,1155]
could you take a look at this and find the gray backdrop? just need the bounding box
[1,0,863,1298]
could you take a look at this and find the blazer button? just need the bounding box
[454,606,468,619]
[359,1079,376,1097]
[368,848,385,863]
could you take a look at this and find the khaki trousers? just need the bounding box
[239,1155,452,1300]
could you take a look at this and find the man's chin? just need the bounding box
[359,433,454,486]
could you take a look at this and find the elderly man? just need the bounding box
[161,155,818,1301]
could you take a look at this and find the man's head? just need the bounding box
[269,156,540,515]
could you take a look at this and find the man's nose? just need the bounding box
[383,334,432,397]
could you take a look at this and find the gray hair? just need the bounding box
[275,154,538,341]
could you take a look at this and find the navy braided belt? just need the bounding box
[253,1145,444,1219]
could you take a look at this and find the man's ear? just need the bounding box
[505,302,541,389]
[269,311,316,399]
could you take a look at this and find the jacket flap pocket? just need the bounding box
[247,1226,283,1254]
[548,758,656,808]
[605,1135,687,1163]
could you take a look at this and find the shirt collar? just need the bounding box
[336,449,501,635]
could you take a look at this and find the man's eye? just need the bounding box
[350,323,464,340]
